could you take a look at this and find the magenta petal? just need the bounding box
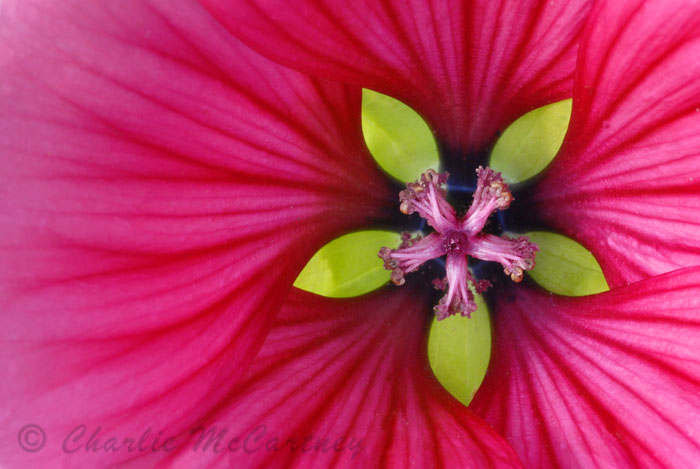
[0,1,394,465]
[168,286,523,468]
[204,0,591,162]
[529,0,700,286]
[470,268,700,468]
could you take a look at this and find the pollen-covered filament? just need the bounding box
[379,167,538,319]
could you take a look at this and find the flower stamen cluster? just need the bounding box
[379,167,538,319]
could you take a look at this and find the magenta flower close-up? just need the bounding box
[3,0,700,467]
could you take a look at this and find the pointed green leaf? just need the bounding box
[526,231,609,296]
[428,294,492,405]
[490,99,572,183]
[361,89,440,183]
[294,230,402,298]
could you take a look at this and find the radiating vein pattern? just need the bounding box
[471,267,700,468]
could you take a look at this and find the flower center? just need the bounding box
[379,167,538,319]
[441,230,470,254]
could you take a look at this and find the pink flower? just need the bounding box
[2,0,700,468]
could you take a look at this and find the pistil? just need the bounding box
[379,167,538,319]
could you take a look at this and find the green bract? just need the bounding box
[526,231,609,296]
[294,230,401,298]
[361,89,440,183]
[428,295,492,405]
[490,99,572,183]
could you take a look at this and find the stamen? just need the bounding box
[462,167,513,234]
[379,169,537,319]
[467,234,539,283]
[434,254,477,319]
[398,169,457,232]
[378,233,445,286]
